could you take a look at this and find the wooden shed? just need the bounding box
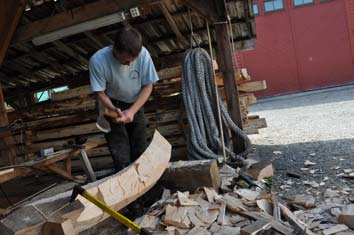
[0,0,266,182]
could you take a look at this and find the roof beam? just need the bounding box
[0,0,28,64]
[180,0,221,22]
[159,2,189,47]
[12,0,161,44]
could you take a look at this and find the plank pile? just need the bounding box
[126,164,354,235]
[3,67,266,170]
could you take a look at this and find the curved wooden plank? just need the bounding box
[0,130,171,235]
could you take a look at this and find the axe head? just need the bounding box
[96,114,111,133]
[70,185,85,202]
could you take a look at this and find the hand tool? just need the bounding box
[95,100,122,133]
[70,185,151,235]
[233,174,262,189]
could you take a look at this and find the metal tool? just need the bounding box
[70,185,151,235]
[234,174,262,189]
[96,100,121,133]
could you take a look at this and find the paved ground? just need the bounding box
[249,85,354,202]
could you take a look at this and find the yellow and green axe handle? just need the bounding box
[70,185,151,235]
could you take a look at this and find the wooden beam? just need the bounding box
[159,2,189,47]
[0,82,8,125]
[13,0,161,44]
[0,81,16,165]
[0,0,27,64]
[215,23,245,153]
[180,0,220,22]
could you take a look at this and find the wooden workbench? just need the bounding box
[0,142,97,184]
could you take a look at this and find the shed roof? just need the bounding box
[0,0,255,99]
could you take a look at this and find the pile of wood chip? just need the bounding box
[128,165,354,235]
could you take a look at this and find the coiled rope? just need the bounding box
[181,48,251,161]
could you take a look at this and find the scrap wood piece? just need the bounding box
[257,199,273,215]
[203,187,218,203]
[216,193,245,213]
[293,195,316,209]
[195,208,219,226]
[242,161,273,181]
[278,203,316,235]
[322,224,349,235]
[42,219,75,235]
[209,222,241,235]
[187,226,210,235]
[338,204,354,229]
[0,130,171,235]
[177,191,199,207]
[240,220,270,235]
[187,209,204,228]
[216,202,226,225]
[234,189,261,202]
[164,205,191,229]
[133,215,160,231]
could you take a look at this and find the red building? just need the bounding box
[236,0,354,97]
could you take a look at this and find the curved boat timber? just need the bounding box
[0,130,171,235]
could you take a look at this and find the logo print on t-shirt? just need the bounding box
[130,70,139,80]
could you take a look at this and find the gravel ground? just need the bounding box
[249,85,354,202]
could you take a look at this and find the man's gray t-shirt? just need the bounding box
[89,46,159,103]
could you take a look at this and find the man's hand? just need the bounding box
[113,107,123,117]
[113,109,135,124]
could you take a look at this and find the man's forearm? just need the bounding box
[95,91,116,111]
[129,84,153,114]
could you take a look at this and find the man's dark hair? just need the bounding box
[113,27,142,57]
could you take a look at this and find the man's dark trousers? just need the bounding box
[105,100,147,172]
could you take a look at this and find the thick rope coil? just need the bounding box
[182,48,252,161]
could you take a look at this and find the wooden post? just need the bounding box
[215,24,245,153]
[0,82,16,165]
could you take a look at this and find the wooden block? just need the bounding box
[42,219,75,235]
[160,160,220,192]
[243,161,273,181]
[338,204,354,229]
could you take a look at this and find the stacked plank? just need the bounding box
[4,67,266,169]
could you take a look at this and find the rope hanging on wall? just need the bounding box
[181,48,252,161]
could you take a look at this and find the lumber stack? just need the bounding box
[3,67,266,169]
